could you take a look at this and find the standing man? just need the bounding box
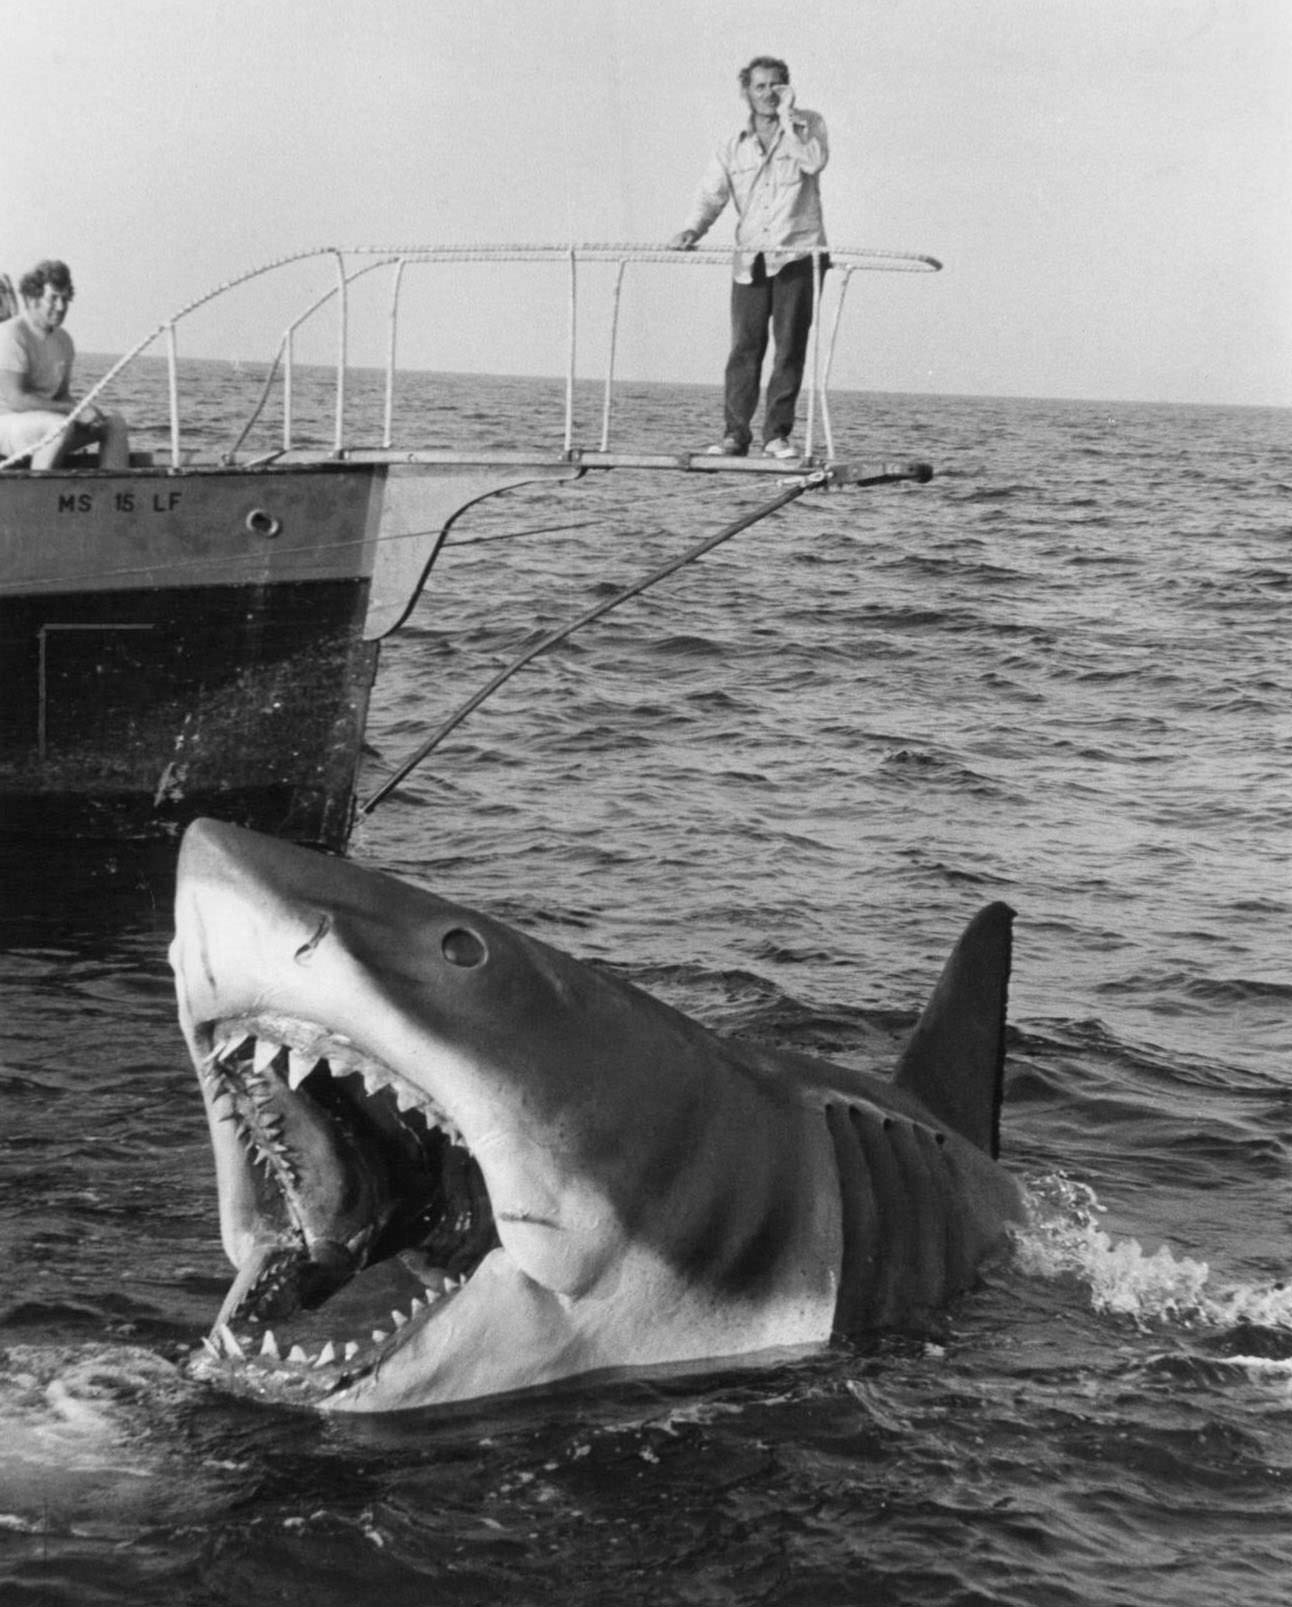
[669,57,829,460]
[0,260,130,470]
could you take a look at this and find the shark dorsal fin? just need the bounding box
[893,902,1014,1158]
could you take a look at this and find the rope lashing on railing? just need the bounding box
[0,244,942,471]
[246,245,931,467]
[312,242,942,272]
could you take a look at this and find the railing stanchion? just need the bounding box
[819,265,854,462]
[804,251,821,460]
[385,258,407,449]
[332,250,347,456]
[564,246,578,455]
[165,322,181,467]
[283,331,294,451]
[600,259,627,452]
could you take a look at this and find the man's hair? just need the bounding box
[20,260,74,301]
[739,56,789,91]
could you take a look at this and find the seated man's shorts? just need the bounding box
[0,409,70,460]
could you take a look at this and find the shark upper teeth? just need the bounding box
[216,1029,252,1060]
[252,1037,280,1074]
[209,1023,455,1131]
[287,1049,318,1090]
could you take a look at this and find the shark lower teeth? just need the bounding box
[212,1288,453,1370]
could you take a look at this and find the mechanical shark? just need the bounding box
[171,818,1023,1413]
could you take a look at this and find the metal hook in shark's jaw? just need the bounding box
[173,816,1022,1414]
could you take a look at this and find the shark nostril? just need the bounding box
[442,927,487,968]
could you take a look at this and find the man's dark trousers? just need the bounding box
[723,253,825,449]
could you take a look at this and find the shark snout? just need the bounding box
[172,818,357,1031]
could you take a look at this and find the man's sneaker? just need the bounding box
[763,437,800,460]
[705,436,748,456]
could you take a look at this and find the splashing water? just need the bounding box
[1014,1174,1292,1331]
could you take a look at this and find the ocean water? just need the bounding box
[1,363,1289,1605]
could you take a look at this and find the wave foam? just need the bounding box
[1013,1173,1292,1330]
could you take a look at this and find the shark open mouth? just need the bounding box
[193,1012,498,1403]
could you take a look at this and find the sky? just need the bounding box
[4,0,1289,406]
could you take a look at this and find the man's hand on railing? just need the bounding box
[667,230,699,251]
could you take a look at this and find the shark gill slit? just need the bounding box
[828,1103,963,1337]
[899,1118,958,1314]
[914,1122,974,1295]
[904,1120,977,1312]
[826,1103,880,1333]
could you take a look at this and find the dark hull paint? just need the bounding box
[0,577,378,851]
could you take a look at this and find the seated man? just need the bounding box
[0,259,130,470]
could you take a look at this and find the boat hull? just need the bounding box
[1,458,583,850]
[0,466,384,850]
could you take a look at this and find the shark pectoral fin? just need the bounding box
[892,902,1014,1159]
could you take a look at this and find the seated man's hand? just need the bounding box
[667,230,699,250]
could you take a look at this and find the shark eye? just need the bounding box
[442,927,487,968]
